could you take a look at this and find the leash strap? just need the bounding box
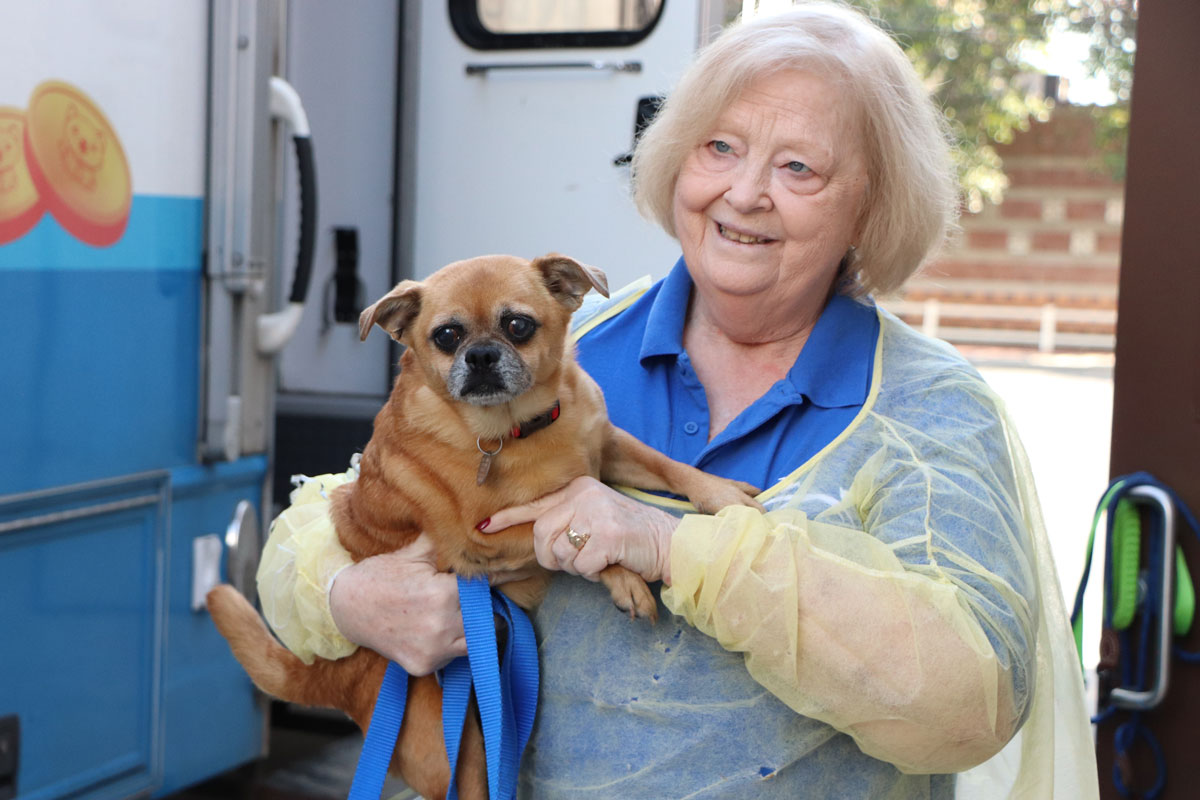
[348,577,539,800]
[348,661,409,800]
[1070,472,1200,799]
[444,575,539,800]
[441,656,471,797]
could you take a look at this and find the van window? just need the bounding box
[451,0,665,49]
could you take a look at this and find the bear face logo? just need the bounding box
[0,122,20,193]
[58,103,106,189]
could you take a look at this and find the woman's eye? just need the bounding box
[786,161,811,174]
[710,139,732,154]
[504,316,537,343]
[432,325,462,352]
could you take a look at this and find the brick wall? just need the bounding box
[885,105,1123,351]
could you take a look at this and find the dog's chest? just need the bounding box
[482,433,597,502]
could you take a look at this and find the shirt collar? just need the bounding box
[788,291,876,408]
[638,256,875,409]
[638,256,692,361]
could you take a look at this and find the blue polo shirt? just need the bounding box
[575,257,879,494]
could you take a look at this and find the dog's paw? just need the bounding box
[689,478,764,515]
[600,566,658,623]
[732,479,762,499]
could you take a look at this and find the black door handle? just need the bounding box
[613,95,665,166]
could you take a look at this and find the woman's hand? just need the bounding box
[480,476,680,585]
[328,533,467,675]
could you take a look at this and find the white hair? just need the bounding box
[631,1,959,296]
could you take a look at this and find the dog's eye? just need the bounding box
[432,325,463,353]
[503,315,537,343]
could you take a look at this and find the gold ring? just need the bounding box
[566,528,590,549]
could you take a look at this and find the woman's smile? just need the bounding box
[716,221,775,245]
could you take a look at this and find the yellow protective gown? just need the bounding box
[253,284,1098,798]
[652,314,1098,795]
[257,466,358,664]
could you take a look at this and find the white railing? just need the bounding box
[882,298,1117,352]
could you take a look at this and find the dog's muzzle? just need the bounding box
[452,342,531,404]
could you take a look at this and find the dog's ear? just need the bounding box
[533,253,609,310]
[359,281,422,342]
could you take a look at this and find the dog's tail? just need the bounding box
[206,583,364,712]
[206,585,482,798]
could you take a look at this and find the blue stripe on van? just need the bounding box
[0,194,203,270]
[0,268,202,494]
[0,194,206,494]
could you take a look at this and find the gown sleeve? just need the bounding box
[662,373,1039,774]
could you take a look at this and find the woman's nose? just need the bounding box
[723,161,772,213]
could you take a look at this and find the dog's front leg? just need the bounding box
[599,425,762,514]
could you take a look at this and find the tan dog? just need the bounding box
[206,254,759,799]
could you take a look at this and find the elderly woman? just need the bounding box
[259,3,1097,797]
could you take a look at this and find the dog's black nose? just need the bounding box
[465,343,502,371]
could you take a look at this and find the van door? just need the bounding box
[404,0,719,288]
[272,1,723,488]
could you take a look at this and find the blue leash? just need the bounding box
[1070,472,1200,799]
[347,575,539,800]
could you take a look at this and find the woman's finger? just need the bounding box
[548,528,583,575]
[531,504,574,570]
[479,485,571,533]
[572,546,610,580]
[402,531,442,562]
[446,634,468,661]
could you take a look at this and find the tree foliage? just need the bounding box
[1062,0,1136,102]
[1058,0,1136,181]
[855,0,1135,208]
[853,0,1059,211]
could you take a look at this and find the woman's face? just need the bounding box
[673,69,869,320]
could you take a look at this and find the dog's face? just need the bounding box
[360,254,608,407]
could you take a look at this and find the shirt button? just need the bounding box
[683,421,700,435]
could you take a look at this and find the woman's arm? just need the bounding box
[485,414,1036,775]
[663,505,1024,774]
[660,386,1041,774]
[254,476,466,673]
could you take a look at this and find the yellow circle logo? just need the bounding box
[0,106,44,245]
[24,80,131,246]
